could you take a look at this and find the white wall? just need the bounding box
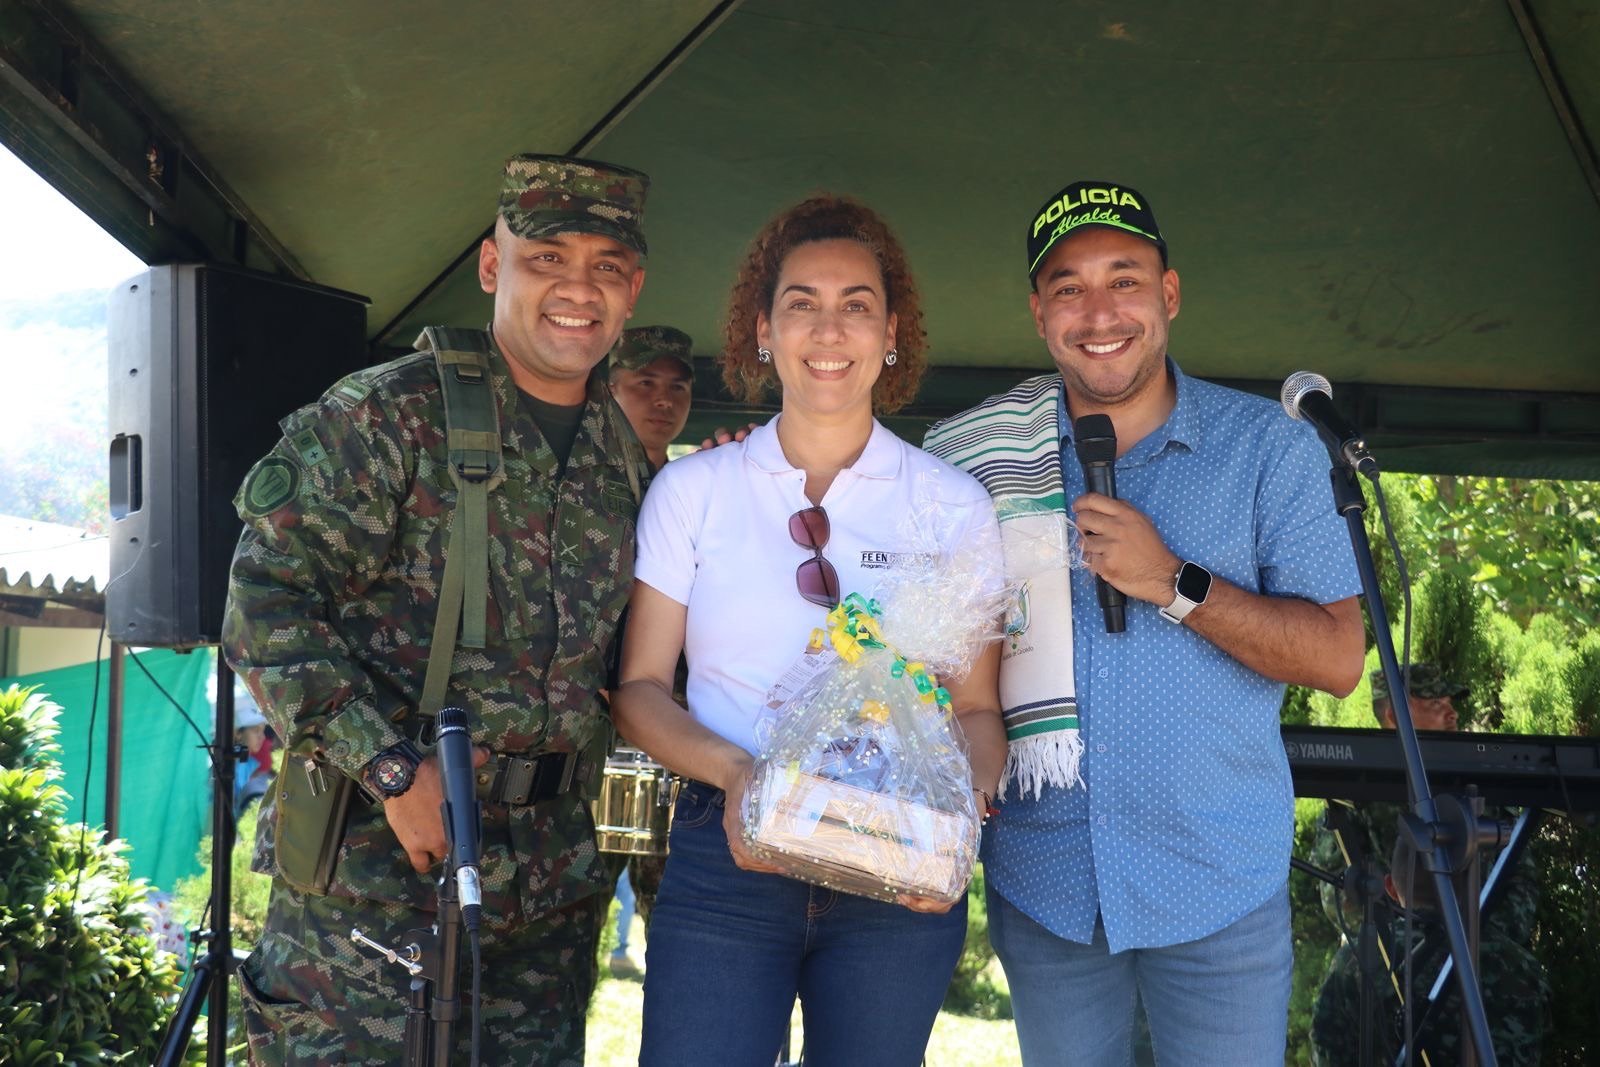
[13,626,102,675]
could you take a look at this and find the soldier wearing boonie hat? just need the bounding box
[1370,662,1466,733]
[1369,662,1469,704]
[610,324,694,377]
[225,151,656,1065]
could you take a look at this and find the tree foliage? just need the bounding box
[0,685,179,1064]
[1416,476,1599,630]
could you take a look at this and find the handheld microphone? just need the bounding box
[1071,414,1127,634]
[435,706,483,931]
[1280,371,1378,476]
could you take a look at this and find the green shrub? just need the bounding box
[1500,641,1575,736]
[1564,632,1600,736]
[172,801,272,950]
[0,685,180,1064]
[1532,818,1600,1065]
[1526,613,1572,649]
[1280,685,1314,727]
[1415,569,1499,727]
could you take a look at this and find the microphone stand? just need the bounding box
[1400,806,1534,1063]
[1326,463,1501,1067]
[351,860,464,1065]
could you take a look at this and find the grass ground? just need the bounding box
[584,913,1023,1066]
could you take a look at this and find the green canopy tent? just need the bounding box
[1,0,1595,476]
[2,3,1596,1061]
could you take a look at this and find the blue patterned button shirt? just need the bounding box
[981,360,1362,952]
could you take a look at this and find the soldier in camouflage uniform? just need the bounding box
[223,153,655,1065]
[1311,836,1547,1065]
[601,325,696,967]
[608,324,694,471]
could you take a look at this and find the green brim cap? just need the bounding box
[1027,179,1166,281]
[1370,663,1469,702]
[610,325,694,379]
[499,153,649,256]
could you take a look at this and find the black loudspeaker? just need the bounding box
[107,265,371,648]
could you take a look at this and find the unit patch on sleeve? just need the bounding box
[240,457,301,517]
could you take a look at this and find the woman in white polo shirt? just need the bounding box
[613,195,1005,1066]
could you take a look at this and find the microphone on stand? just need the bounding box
[1280,371,1378,476]
[1071,414,1127,634]
[435,706,483,932]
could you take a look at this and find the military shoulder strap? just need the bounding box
[418,326,505,718]
[600,382,648,506]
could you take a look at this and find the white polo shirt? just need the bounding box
[634,416,999,755]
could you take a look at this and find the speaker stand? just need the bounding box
[155,654,236,1066]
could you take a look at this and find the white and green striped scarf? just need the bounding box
[925,373,1081,799]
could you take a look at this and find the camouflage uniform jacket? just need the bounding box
[1311,914,1548,1066]
[223,328,649,920]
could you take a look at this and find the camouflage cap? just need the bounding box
[609,325,694,379]
[499,153,649,256]
[1370,663,1469,702]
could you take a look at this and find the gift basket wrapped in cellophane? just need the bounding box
[742,491,1007,904]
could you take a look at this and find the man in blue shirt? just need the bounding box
[927,181,1364,1065]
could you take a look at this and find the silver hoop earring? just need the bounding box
[885,349,898,366]
[757,347,773,364]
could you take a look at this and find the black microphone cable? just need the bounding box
[470,927,482,1066]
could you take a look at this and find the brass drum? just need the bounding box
[593,747,677,856]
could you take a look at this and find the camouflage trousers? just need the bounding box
[629,854,665,928]
[239,879,602,1065]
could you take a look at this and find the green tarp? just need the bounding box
[2,648,214,893]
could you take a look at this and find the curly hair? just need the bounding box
[721,195,927,414]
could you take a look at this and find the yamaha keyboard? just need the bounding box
[1282,726,1600,811]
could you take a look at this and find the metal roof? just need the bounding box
[0,515,109,602]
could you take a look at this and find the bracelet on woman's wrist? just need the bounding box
[974,787,998,823]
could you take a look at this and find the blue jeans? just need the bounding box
[988,883,1292,1067]
[640,782,968,1067]
[613,868,636,955]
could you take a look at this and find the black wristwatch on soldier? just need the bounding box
[363,740,424,800]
